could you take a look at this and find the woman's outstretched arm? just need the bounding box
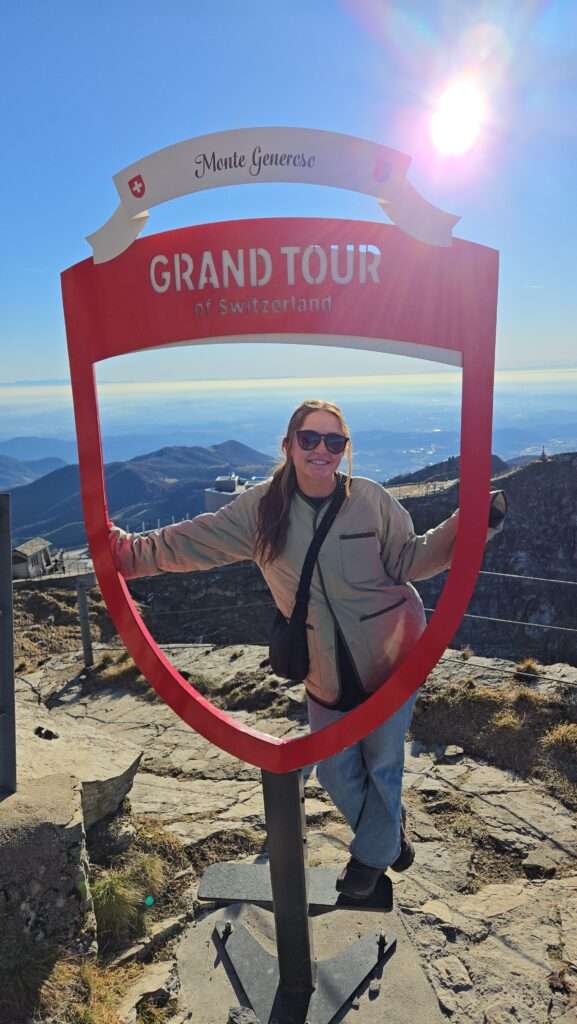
[109,485,263,579]
[382,489,507,583]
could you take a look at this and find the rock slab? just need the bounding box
[0,772,96,1003]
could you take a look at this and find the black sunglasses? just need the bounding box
[295,430,349,455]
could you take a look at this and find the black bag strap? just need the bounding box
[291,475,346,623]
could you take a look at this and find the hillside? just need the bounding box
[9,441,273,546]
[386,453,509,485]
[0,454,66,490]
[403,451,577,665]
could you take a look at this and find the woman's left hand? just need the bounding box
[488,490,508,531]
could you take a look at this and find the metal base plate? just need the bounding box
[199,862,393,914]
[215,920,396,1024]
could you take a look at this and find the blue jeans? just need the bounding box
[307,691,417,870]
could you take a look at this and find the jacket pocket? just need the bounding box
[360,597,407,622]
[339,531,383,585]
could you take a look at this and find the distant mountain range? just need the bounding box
[0,437,78,463]
[8,441,274,547]
[7,433,552,548]
[0,454,67,490]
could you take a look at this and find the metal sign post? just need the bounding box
[76,577,94,667]
[200,770,395,1024]
[0,494,16,796]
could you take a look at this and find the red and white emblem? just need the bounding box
[128,174,145,198]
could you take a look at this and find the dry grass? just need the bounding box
[37,958,140,1024]
[91,838,173,950]
[0,922,141,1022]
[24,590,78,625]
[514,657,542,680]
[89,651,158,701]
[1,919,153,1023]
[542,722,577,752]
[132,818,188,869]
[0,918,58,1023]
[541,724,577,782]
[183,667,292,716]
[490,708,523,732]
[187,827,265,877]
[512,685,548,710]
[137,1004,175,1024]
[91,869,142,948]
[413,677,577,800]
[482,708,533,770]
[124,852,167,899]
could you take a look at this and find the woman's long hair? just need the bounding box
[255,399,352,565]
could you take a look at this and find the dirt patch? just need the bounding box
[412,677,577,807]
[186,827,266,878]
[82,651,160,702]
[413,790,525,892]
[180,665,298,718]
[24,589,78,625]
[14,586,119,673]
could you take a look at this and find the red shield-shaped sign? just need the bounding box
[61,217,498,772]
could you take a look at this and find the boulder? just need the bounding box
[0,774,96,969]
[16,698,142,828]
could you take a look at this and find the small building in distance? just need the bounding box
[12,538,55,579]
[204,474,242,512]
[203,474,269,512]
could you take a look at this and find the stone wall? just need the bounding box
[0,775,96,1021]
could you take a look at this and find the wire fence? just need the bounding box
[12,566,577,629]
[11,567,577,681]
[11,550,577,689]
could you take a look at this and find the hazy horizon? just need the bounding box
[2,365,577,389]
[2,366,577,479]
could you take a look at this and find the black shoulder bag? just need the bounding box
[268,477,346,681]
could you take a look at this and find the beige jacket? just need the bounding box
[110,476,496,706]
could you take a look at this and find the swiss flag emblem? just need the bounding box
[128,174,146,198]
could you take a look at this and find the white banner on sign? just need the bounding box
[87,127,459,262]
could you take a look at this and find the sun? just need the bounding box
[431,80,486,155]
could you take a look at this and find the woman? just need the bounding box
[110,399,506,899]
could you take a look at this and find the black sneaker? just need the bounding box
[390,805,415,873]
[336,857,383,899]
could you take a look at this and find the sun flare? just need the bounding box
[431,79,486,155]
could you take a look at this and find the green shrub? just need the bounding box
[124,852,167,899]
[91,870,141,947]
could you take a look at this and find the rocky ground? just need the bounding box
[7,639,577,1023]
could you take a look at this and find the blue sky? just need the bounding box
[2,1,576,383]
